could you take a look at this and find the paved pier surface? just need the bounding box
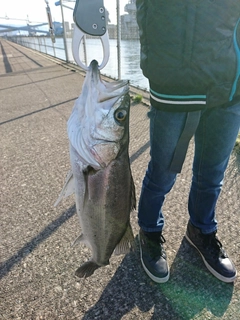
[1,38,240,320]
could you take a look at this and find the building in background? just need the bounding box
[121,0,138,40]
[107,0,139,40]
[1,1,139,40]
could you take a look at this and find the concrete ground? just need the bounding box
[1,38,240,320]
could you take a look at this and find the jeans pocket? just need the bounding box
[225,101,240,117]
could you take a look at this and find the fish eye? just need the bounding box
[115,109,127,122]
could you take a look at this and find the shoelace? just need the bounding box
[202,233,227,258]
[144,234,166,259]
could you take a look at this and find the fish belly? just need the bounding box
[71,146,134,276]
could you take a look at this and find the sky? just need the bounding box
[0,0,128,26]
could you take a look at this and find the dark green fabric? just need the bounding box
[136,0,240,110]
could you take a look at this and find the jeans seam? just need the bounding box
[148,107,157,185]
[193,115,205,219]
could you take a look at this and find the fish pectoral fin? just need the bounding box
[114,223,135,255]
[54,170,75,207]
[71,233,88,247]
[75,261,100,278]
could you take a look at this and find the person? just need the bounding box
[136,0,240,283]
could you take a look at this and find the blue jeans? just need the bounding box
[138,103,240,234]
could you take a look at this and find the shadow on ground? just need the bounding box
[0,205,76,279]
[82,237,234,320]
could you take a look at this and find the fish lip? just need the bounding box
[88,60,129,102]
[83,60,101,88]
[89,59,99,72]
[89,60,100,82]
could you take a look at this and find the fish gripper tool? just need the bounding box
[72,0,110,70]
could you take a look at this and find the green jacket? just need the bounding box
[136,0,240,111]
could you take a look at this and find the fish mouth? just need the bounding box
[88,60,129,102]
[89,59,99,73]
[88,60,101,84]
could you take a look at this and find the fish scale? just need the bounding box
[55,60,136,278]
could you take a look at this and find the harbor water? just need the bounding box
[12,36,149,90]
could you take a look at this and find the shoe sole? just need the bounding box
[185,233,237,283]
[139,236,170,283]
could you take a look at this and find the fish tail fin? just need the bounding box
[75,261,100,278]
[114,223,135,255]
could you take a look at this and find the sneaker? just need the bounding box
[185,221,237,283]
[139,229,169,283]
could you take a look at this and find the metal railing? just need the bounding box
[11,36,58,58]
[2,1,149,90]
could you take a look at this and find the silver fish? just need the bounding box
[55,60,136,278]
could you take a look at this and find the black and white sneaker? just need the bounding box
[139,229,170,283]
[185,221,237,283]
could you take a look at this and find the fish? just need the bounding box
[55,60,136,278]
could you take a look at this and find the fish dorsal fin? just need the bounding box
[114,223,135,255]
[54,170,75,207]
